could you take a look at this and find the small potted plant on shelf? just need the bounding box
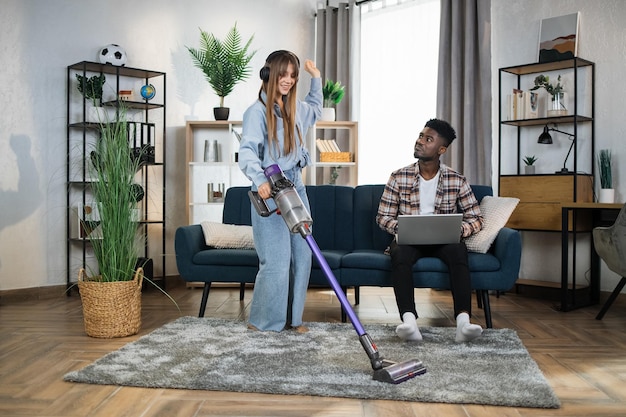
[597,149,614,203]
[186,23,256,121]
[523,155,537,175]
[531,74,566,117]
[76,73,106,122]
[321,79,345,121]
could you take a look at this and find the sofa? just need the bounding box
[175,185,522,328]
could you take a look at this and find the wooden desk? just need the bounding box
[560,202,622,311]
[500,174,593,231]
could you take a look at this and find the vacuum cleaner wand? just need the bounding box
[249,164,426,384]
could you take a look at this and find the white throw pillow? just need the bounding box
[464,196,520,253]
[200,222,255,249]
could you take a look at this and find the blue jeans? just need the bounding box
[248,170,312,331]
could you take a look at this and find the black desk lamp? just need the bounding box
[538,125,576,174]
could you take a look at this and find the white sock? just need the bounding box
[396,312,422,341]
[455,312,483,343]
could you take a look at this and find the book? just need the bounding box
[523,91,539,119]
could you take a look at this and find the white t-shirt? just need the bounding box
[419,171,440,215]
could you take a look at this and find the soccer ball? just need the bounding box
[99,44,127,66]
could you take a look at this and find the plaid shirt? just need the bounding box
[376,162,483,239]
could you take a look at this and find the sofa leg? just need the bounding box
[476,290,483,309]
[239,282,245,301]
[354,286,360,305]
[340,286,348,323]
[199,283,211,318]
[479,290,493,328]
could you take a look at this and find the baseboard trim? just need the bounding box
[0,275,185,304]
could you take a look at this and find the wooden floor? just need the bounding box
[1,280,625,417]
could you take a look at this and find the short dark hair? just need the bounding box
[425,119,456,147]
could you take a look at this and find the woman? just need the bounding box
[238,50,322,332]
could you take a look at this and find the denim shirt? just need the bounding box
[239,77,322,189]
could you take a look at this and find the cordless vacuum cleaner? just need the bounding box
[249,164,426,384]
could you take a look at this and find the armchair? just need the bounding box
[592,203,626,319]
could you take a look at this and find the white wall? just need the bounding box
[0,0,317,291]
[491,0,626,293]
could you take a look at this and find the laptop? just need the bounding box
[396,213,463,245]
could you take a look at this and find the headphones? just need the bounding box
[259,50,300,82]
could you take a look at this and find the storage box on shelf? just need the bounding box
[66,61,166,290]
[185,121,249,225]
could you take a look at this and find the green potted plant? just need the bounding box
[77,106,145,338]
[597,149,614,203]
[79,107,177,338]
[321,79,345,121]
[76,73,106,122]
[76,73,106,107]
[186,23,256,120]
[523,155,537,175]
[530,74,566,116]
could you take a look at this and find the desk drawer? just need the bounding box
[500,175,593,231]
[506,202,591,231]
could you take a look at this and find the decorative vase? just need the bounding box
[87,104,108,123]
[598,188,615,204]
[214,107,230,121]
[524,165,535,175]
[547,92,567,117]
[321,107,336,121]
[204,140,218,162]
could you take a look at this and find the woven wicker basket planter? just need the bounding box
[78,268,143,338]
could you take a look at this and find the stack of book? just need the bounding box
[507,89,540,120]
[316,139,352,162]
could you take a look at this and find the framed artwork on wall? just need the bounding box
[537,12,580,63]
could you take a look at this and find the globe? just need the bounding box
[140,84,156,100]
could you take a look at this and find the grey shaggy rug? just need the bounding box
[64,316,560,408]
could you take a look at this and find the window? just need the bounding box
[359,0,440,184]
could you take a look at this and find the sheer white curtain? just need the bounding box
[358,0,440,184]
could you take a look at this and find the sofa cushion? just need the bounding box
[193,248,258,266]
[222,187,253,225]
[465,196,519,253]
[312,249,348,270]
[201,221,255,249]
[352,185,394,251]
[307,185,354,251]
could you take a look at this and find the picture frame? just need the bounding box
[537,12,580,63]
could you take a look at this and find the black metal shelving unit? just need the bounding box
[66,61,166,291]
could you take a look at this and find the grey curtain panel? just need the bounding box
[437,0,492,186]
[316,1,354,122]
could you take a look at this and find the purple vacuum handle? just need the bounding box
[304,234,366,336]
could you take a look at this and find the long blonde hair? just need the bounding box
[258,50,302,156]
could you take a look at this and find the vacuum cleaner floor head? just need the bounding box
[373,359,427,384]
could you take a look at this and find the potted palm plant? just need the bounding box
[321,79,345,121]
[78,106,147,338]
[186,23,256,120]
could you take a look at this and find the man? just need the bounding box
[376,118,484,343]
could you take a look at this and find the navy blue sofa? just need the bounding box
[175,185,522,328]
